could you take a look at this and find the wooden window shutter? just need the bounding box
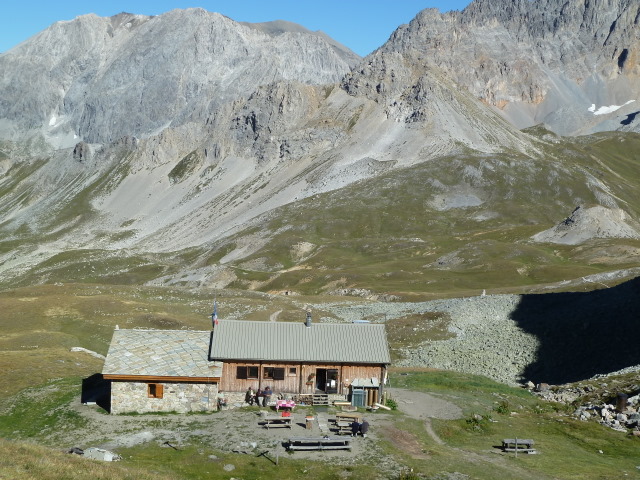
[273,368,285,381]
[148,383,164,399]
[237,366,247,379]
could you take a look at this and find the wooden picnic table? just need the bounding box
[335,412,363,423]
[287,436,351,451]
[261,416,293,429]
[502,438,535,452]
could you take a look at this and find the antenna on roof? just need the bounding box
[211,296,219,329]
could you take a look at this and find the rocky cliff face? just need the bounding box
[0,9,359,146]
[380,0,640,135]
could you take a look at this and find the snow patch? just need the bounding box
[588,100,635,116]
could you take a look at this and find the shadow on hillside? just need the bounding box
[81,374,111,412]
[621,111,639,126]
[510,276,640,385]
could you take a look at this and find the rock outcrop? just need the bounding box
[532,205,640,245]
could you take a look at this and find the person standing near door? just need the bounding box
[263,386,272,407]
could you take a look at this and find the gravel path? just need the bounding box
[389,388,463,421]
[387,388,463,445]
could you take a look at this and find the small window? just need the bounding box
[288,367,297,376]
[148,383,164,399]
[263,367,285,380]
[236,366,259,380]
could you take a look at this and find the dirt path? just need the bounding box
[388,388,462,420]
[387,388,462,446]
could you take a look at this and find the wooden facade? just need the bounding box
[219,360,386,396]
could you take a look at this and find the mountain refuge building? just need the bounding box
[102,315,390,414]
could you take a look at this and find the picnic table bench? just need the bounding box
[335,421,354,435]
[261,416,293,429]
[501,438,535,453]
[287,436,351,451]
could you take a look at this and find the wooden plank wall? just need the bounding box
[220,361,384,395]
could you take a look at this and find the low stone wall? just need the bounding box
[111,381,218,414]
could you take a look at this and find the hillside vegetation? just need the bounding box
[2,132,640,300]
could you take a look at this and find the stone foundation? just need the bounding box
[110,381,218,414]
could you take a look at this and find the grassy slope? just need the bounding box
[215,132,640,298]
[390,371,640,480]
[0,284,358,398]
[0,438,177,480]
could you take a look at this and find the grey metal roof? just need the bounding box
[102,329,222,378]
[209,320,390,364]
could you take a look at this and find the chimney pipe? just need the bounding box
[305,310,312,328]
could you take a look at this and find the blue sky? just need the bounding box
[0,1,471,56]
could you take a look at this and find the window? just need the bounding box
[148,383,164,399]
[236,366,259,380]
[288,367,297,376]
[263,367,285,380]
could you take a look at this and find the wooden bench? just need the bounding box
[502,438,535,453]
[335,421,353,435]
[287,436,351,451]
[261,417,293,429]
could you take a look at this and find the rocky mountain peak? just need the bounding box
[0,8,359,146]
[380,0,640,135]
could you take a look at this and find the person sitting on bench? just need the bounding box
[359,419,369,438]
